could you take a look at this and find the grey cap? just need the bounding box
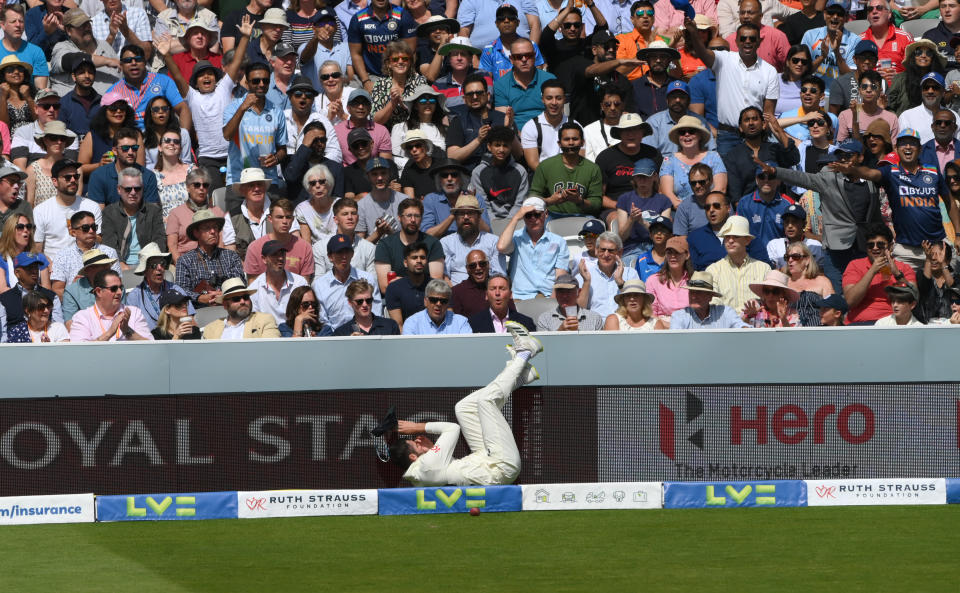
[0,164,27,181]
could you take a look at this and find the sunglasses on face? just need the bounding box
[757,173,776,181]
[118,144,140,152]
[800,86,820,94]
[867,4,886,11]
[249,77,270,85]
[497,16,519,22]
[161,137,181,145]
[225,295,251,304]
[866,241,888,249]
[806,119,827,128]
[791,57,811,65]
[438,171,459,179]
[786,253,807,261]
[59,173,81,181]
[634,9,654,16]
[350,140,371,149]
[300,300,317,308]
[292,91,316,99]
[859,82,879,90]
[689,178,709,186]
[390,56,411,64]
[120,56,144,64]
[705,203,725,210]
[320,71,342,81]
[191,182,210,189]
[38,103,61,110]
[100,284,124,293]
[151,105,170,113]
[562,21,583,29]
[934,119,956,127]
[15,222,35,231]
[120,185,142,193]
[464,90,486,97]
[914,49,934,57]
[466,261,489,269]
[417,97,437,104]
[73,223,97,232]
[511,53,535,62]
[761,287,782,295]
[524,212,542,219]
[427,296,448,304]
[602,101,623,108]
[106,104,127,112]
[308,179,327,187]
[147,260,169,269]
[353,297,374,305]
[738,36,758,43]
[946,174,960,182]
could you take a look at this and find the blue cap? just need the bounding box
[666,80,689,96]
[896,128,922,144]
[649,215,673,232]
[14,252,47,269]
[326,233,355,255]
[783,203,806,221]
[633,158,658,176]
[754,160,778,176]
[816,152,839,166]
[669,0,697,20]
[854,40,878,56]
[921,71,945,88]
[835,139,863,154]
[825,0,849,13]
[814,293,849,312]
[365,157,392,172]
[578,219,606,236]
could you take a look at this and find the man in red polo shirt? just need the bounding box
[860,0,913,77]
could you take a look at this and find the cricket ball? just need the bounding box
[469,507,480,516]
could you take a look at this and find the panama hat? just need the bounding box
[239,168,269,185]
[417,15,461,38]
[0,54,32,76]
[33,120,77,142]
[611,113,651,138]
[668,115,711,147]
[400,129,435,154]
[81,248,118,270]
[134,242,172,275]
[637,39,680,62]
[451,193,483,212]
[904,39,945,68]
[614,279,656,307]
[717,215,754,239]
[683,271,723,297]
[438,35,480,56]
[216,278,257,303]
[186,208,225,240]
[749,270,800,303]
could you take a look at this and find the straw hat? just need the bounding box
[451,193,482,212]
[668,115,711,147]
[400,129,435,154]
[216,278,257,304]
[683,271,722,297]
[33,121,77,142]
[611,113,651,138]
[0,54,32,76]
[637,39,681,61]
[134,242,172,275]
[81,248,118,270]
[904,39,945,68]
[749,270,800,303]
[717,215,754,239]
[613,279,656,307]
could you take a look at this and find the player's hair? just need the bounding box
[403,241,428,258]
[486,125,515,145]
[388,439,414,469]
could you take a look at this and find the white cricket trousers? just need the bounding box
[453,357,526,484]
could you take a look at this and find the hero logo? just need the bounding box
[659,396,876,459]
[659,392,704,460]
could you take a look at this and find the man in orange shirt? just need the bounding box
[615,0,666,79]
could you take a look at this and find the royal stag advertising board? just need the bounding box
[597,384,960,482]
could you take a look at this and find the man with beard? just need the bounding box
[801,0,858,82]
[374,198,444,293]
[721,106,799,209]
[69,269,153,341]
[468,274,535,333]
[104,44,188,131]
[446,74,517,169]
[583,86,629,161]
[643,80,716,154]
[33,159,102,263]
[562,31,636,128]
[471,126,529,221]
[440,194,506,284]
[54,55,101,138]
[595,113,660,225]
[223,61,286,192]
[356,157,405,242]
[898,73,950,144]
[683,18,780,156]
[631,40,682,119]
[451,249,495,318]
[50,9,119,96]
[202,277,281,339]
[538,4,609,68]
[529,122,603,219]
[422,159,492,238]
[385,242,430,329]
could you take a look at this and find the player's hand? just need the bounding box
[477,124,491,142]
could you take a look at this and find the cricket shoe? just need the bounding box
[370,405,398,439]
[505,321,542,358]
[505,346,540,384]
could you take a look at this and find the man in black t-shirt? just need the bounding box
[384,241,430,330]
[446,73,516,169]
[595,113,660,224]
[778,0,824,46]
[558,30,636,126]
[221,0,276,53]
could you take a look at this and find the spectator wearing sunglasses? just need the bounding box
[299,9,352,91]
[284,76,342,165]
[165,169,237,264]
[333,278,399,335]
[800,0,859,81]
[859,0,912,75]
[101,167,166,270]
[776,77,839,143]
[898,72,950,144]
[69,269,153,341]
[104,45,190,133]
[716,0,797,39]
[401,277,472,335]
[11,89,80,170]
[0,252,63,341]
[723,0,790,72]
[460,1,541,57]
[202,277,281,339]
[0,5,49,89]
[125,242,194,329]
[87,127,161,207]
[34,159,103,264]
[50,210,121,298]
[3,288,70,343]
[313,232,381,329]
[278,286,332,337]
[249,239,309,325]
[919,109,960,183]
[836,70,899,142]
[0,164,31,235]
[479,5,546,82]
[888,40,947,117]
[496,197,570,299]
[223,62,288,192]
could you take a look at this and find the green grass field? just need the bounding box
[3,506,958,592]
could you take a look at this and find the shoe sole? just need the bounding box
[505,321,543,354]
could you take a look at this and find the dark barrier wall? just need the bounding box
[0,388,599,496]
[3,382,959,496]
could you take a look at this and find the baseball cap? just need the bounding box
[579,219,605,236]
[633,158,657,177]
[649,215,673,233]
[885,281,919,302]
[854,40,879,56]
[592,30,615,45]
[63,52,94,74]
[835,139,863,154]
[666,80,689,96]
[921,72,945,88]
[365,157,392,172]
[51,159,81,178]
[347,89,372,104]
[522,197,546,212]
[0,164,26,181]
[755,160,778,176]
[813,293,849,312]
[782,203,807,221]
[273,42,297,58]
[316,7,336,22]
[286,75,315,95]
[35,88,58,102]
[896,129,922,144]
[495,4,519,20]
[158,290,190,309]
[665,236,688,253]
[14,252,47,269]
[824,0,849,13]
[554,273,579,289]
[63,8,91,27]
[261,239,287,257]
[326,233,355,255]
[347,127,372,147]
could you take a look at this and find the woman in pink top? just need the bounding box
[646,235,692,320]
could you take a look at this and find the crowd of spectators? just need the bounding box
[1,0,960,343]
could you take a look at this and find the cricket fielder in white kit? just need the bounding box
[388,322,543,486]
